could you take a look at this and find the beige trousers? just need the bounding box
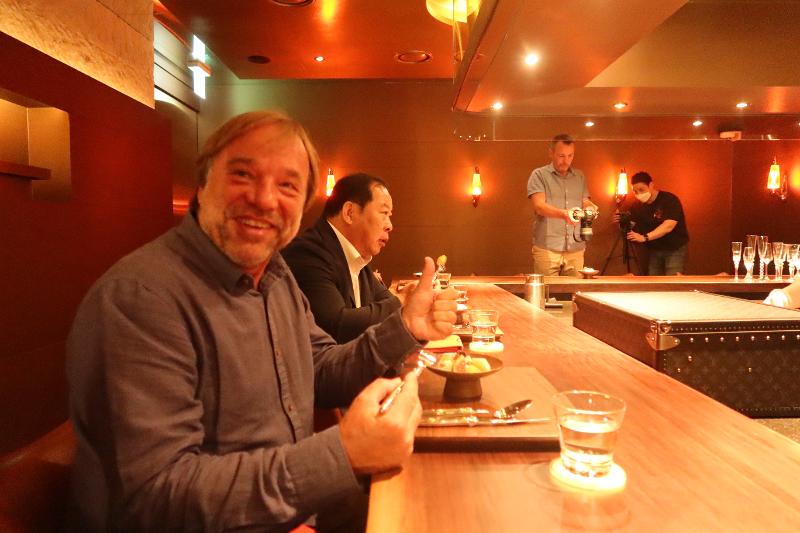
[532,245,584,277]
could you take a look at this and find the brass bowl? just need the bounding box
[427,355,503,400]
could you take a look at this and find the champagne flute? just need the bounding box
[743,246,755,280]
[791,244,800,280]
[772,242,785,279]
[731,241,742,279]
[762,245,773,279]
[757,235,769,280]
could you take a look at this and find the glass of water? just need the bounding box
[731,241,742,278]
[552,390,627,478]
[468,309,499,345]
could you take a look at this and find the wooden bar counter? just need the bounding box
[368,284,800,532]
[398,275,791,300]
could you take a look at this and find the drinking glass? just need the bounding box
[773,242,785,279]
[762,245,773,279]
[552,390,626,478]
[790,244,800,280]
[468,309,499,345]
[757,235,770,279]
[437,272,452,289]
[731,242,742,278]
[746,234,758,251]
[743,246,755,280]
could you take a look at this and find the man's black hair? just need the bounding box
[323,173,388,219]
[631,171,653,186]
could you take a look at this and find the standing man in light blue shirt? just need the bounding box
[526,134,597,276]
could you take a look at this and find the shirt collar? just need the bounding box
[546,162,574,177]
[174,213,291,295]
[328,221,370,276]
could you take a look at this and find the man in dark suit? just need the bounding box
[282,173,401,342]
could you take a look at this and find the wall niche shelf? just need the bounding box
[0,160,51,180]
[0,87,71,199]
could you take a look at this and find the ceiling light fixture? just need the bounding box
[692,120,703,127]
[613,102,627,110]
[270,0,314,6]
[491,101,503,111]
[736,101,749,109]
[314,55,325,62]
[585,120,595,127]
[395,50,432,64]
[524,53,540,66]
[426,0,479,25]
[247,55,270,64]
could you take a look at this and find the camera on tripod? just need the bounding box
[568,207,600,241]
[617,211,634,233]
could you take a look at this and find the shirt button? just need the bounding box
[287,405,294,412]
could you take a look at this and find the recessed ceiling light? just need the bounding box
[524,53,540,66]
[491,101,504,110]
[270,0,314,6]
[613,102,627,110]
[692,119,703,127]
[736,101,749,109]
[585,120,595,127]
[395,50,432,64]
[314,55,325,62]
[247,55,270,64]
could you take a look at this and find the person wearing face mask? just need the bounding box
[624,171,689,275]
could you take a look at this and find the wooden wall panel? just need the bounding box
[0,0,154,107]
[203,80,735,280]
[0,33,172,454]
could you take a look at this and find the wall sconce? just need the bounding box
[325,168,336,197]
[767,157,788,200]
[471,166,482,207]
[615,167,628,204]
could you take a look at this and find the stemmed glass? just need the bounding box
[743,246,756,280]
[791,244,800,280]
[731,242,742,279]
[762,245,773,279]
[757,235,770,280]
[772,242,785,279]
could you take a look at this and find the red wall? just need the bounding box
[731,140,800,244]
[0,33,173,454]
[203,80,736,280]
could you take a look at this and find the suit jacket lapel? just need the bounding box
[316,218,357,307]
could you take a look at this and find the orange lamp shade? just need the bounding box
[768,159,781,191]
[471,166,481,207]
[616,169,628,195]
[325,168,335,197]
[471,166,482,196]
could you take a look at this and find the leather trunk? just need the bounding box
[573,291,800,417]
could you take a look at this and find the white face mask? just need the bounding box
[635,191,651,203]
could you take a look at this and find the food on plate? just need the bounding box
[434,352,491,373]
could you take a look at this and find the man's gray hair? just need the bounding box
[550,133,574,148]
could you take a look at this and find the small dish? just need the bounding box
[579,267,599,279]
[427,355,503,400]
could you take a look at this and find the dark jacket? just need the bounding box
[281,218,401,343]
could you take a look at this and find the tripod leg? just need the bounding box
[600,232,623,275]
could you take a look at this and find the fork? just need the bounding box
[378,350,437,415]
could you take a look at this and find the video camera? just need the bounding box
[617,211,634,233]
[568,207,600,241]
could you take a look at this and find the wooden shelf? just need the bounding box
[0,160,51,181]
